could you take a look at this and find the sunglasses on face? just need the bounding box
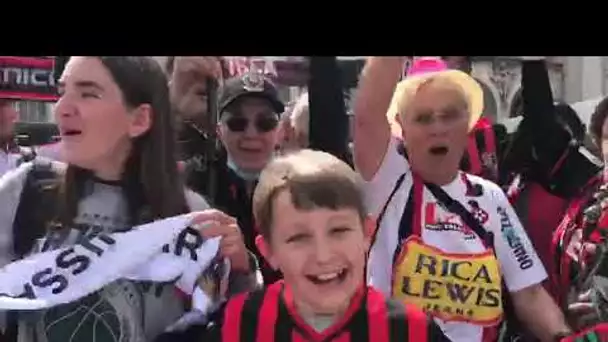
[225,115,279,133]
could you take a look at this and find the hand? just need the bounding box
[169,57,223,123]
[363,57,410,81]
[441,56,472,72]
[172,56,223,83]
[568,289,597,330]
[566,229,597,270]
[190,209,251,272]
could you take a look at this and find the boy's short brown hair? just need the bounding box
[253,150,366,239]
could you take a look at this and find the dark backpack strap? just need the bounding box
[365,173,408,287]
[392,184,416,264]
[12,159,59,258]
[371,173,407,246]
[4,160,57,342]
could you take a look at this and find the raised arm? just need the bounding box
[353,57,406,180]
[308,57,351,164]
[521,58,554,129]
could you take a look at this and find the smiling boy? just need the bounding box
[168,149,450,341]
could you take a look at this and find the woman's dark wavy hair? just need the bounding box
[59,57,188,226]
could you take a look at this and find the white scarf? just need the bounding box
[0,214,221,315]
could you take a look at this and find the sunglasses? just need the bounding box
[225,116,279,133]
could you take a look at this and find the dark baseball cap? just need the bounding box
[219,72,285,116]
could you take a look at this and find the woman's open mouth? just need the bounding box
[61,129,83,139]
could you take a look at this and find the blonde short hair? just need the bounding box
[389,73,470,124]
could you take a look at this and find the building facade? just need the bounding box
[470,56,608,131]
[563,56,607,104]
[470,56,566,122]
[17,57,604,126]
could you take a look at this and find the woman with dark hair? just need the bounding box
[0,57,259,342]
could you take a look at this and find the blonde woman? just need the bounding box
[354,56,571,342]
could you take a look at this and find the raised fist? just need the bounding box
[169,57,223,128]
[172,57,223,83]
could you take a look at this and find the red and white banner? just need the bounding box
[224,56,279,78]
[226,57,250,77]
[223,57,364,88]
[0,56,58,102]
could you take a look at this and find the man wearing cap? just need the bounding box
[354,56,572,342]
[166,58,281,286]
[208,71,285,285]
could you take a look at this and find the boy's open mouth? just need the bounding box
[306,268,348,286]
[429,145,449,156]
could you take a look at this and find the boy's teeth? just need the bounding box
[316,272,339,281]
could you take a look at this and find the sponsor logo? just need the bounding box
[424,203,478,240]
[497,207,533,270]
[393,237,503,325]
[469,200,489,225]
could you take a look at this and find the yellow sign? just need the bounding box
[392,236,503,326]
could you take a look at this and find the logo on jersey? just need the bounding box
[424,203,478,240]
[393,236,503,326]
[497,207,533,270]
[468,200,489,225]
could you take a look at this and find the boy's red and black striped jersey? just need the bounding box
[203,281,450,342]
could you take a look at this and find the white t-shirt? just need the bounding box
[364,137,547,342]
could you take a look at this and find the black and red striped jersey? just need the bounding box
[187,281,450,342]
